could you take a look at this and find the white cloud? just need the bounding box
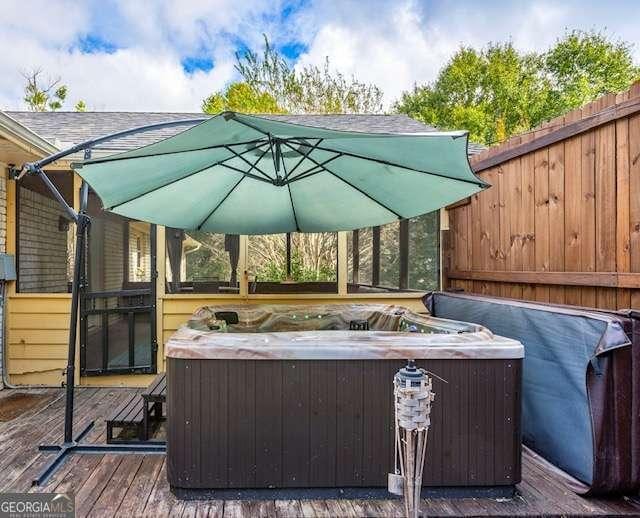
[295,0,640,108]
[0,0,292,111]
[0,0,638,112]
[0,32,234,112]
[295,0,464,108]
[2,0,91,44]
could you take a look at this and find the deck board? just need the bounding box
[1,387,639,518]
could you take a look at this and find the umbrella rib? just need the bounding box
[311,144,487,187]
[106,142,267,210]
[227,121,323,181]
[79,139,267,166]
[224,145,273,181]
[196,176,246,230]
[219,142,273,183]
[287,183,300,232]
[227,113,272,137]
[219,163,272,184]
[280,141,403,219]
[283,138,324,180]
[267,135,279,179]
[286,153,343,184]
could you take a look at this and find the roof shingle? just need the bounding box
[4,111,484,156]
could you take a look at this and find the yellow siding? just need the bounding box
[6,294,70,385]
[6,291,426,386]
[8,344,67,359]
[11,371,65,386]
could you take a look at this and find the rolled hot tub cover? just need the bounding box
[424,291,640,495]
[72,112,487,234]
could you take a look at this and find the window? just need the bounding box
[379,221,401,288]
[136,237,142,269]
[17,171,74,293]
[165,230,240,294]
[247,232,337,294]
[408,213,440,291]
[83,191,156,374]
[347,212,439,293]
[128,223,151,283]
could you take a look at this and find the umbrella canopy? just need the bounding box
[73,112,487,234]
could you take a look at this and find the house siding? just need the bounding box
[103,218,124,291]
[18,187,69,293]
[0,175,6,387]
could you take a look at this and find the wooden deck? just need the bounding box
[1,387,639,517]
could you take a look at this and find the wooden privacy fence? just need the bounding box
[444,81,640,310]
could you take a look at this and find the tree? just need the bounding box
[196,37,382,285]
[544,30,640,113]
[288,57,383,114]
[395,43,548,145]
[395,30,640,145]
[202,36,383,115]
[202,81,283,114]
[22,69,87,112]
[248,233,337,282]
[182,232,231,281]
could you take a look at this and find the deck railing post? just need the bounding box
[399,219,409,290]
[372,226,381,286]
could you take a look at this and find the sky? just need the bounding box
[1,0,639,113]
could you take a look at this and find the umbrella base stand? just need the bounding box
[33,421,166,486]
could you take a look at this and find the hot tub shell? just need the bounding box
[165,304,523,492]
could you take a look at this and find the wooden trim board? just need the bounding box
[448,270,640,289]
[472,95,640,172]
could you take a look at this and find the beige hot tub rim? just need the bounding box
[165,303,524,360]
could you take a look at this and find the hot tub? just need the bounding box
[165,304,523,494]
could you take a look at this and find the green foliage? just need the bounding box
[407,213,439,291]
[256,250,335,282]
[74,100,87,112]
[203,35,383,114]
[288,57,383,114]
[201,81,284,114]
[183,231,231,281]
[395,43,546,145]
[23,70,68,111]
[395,30,640,144]
[544,30,640,112]
[22,69,86,112]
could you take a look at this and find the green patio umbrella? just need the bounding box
[73,112,487,234]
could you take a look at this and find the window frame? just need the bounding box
[346,212,441,294]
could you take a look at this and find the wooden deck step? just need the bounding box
[106,394,144,443]
[141,372,166,403]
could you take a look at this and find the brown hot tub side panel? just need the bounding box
[167,357,522,490]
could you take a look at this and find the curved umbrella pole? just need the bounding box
[16,118,207,486]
